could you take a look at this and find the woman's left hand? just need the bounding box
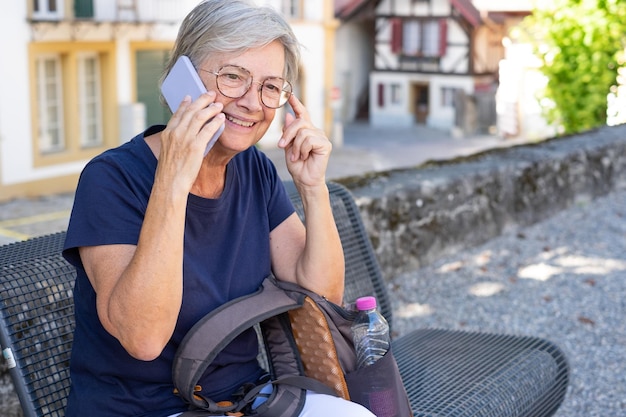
[278,95,332,189]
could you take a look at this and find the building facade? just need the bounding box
[0,0,337,202]
[333,0,534,136]
[369,0,506,132]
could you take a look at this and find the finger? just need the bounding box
[293,136,314,162]
[278,113,296,149]
[178,92,221,132]
[288,128,318,162]
[199,112,225,155]
[284,111,296,129]
[168,95,192,125]
[163,92,222,157]
[287,94,309,121]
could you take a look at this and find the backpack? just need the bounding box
[172,275,412,417]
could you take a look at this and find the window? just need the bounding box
[441,87,458,107]
[391,84,402,105]
[78,54,103,148]
[36,55,65,153]
[422,21,440,57]
[392,18,447,57]
[32,0,63,20]
[402,21,421,56]
[74,0,94,19]
[31,42,116,164]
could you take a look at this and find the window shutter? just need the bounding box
[391,18,403,54]
[378,83,385,107]
[438,19,448,56]
[74,0,94,18]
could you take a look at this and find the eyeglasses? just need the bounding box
[201,65,293,109]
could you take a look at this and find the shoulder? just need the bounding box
[79,127,160,189]
[88,126,161,171]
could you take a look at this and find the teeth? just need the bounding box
[226,114,255,127]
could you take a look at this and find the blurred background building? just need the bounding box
[0,0,338,201]
[4,0,618,202]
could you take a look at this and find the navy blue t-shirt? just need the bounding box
[63,125,295,417]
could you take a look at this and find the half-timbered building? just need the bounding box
[370,0,508,132]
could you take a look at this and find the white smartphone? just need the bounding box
[161,55,225,156]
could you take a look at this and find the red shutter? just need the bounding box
[391,18,403,54]
[439,19,448,57]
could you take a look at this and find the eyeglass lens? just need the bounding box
[215,66,292,108]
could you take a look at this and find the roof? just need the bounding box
[334,0,528,25]
[451,0,482,27]
[335,0,378,20]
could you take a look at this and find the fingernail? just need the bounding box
[278,138,285,147]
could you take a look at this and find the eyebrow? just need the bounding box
[219,64,286,80]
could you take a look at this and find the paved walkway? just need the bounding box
[0,123,533,245]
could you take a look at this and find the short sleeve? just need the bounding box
[63,145,155,268]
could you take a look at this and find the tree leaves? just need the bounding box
[522,0,626,134]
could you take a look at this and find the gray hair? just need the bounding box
[161,0,301,86]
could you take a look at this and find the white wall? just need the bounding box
[369,72,414,127]
[95,0,196,22]
[427,76,474,130]
[440,19,470,73]
[334,21,373,121]
[370,71,474,130]
[0,1,37,185]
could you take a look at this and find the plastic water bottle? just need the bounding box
[351,296,390,368]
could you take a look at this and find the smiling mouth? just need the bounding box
[225,114,256,128]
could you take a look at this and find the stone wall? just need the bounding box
[336,124,626,281]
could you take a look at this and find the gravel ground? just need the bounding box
[389,188,626,417]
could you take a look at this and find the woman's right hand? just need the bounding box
[158,91,225,193]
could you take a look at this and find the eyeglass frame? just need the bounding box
[199,65,293,109]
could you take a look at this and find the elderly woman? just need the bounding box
[62,0,374,416]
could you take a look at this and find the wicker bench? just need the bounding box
[0,181,569,417]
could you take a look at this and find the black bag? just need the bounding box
[172,276,412,417]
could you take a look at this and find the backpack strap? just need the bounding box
[172,276,303,411]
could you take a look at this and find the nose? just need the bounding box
[235,81,264,111]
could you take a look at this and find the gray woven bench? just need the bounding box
[0,181,569,417]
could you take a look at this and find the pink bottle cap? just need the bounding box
[355,296,377,311]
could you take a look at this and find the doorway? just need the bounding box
[411,83,429,124]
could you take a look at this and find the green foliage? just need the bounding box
[522,0,626,134]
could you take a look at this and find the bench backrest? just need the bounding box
[285,181,393,326]
[0,231,74,417]
[0,181,391,417]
